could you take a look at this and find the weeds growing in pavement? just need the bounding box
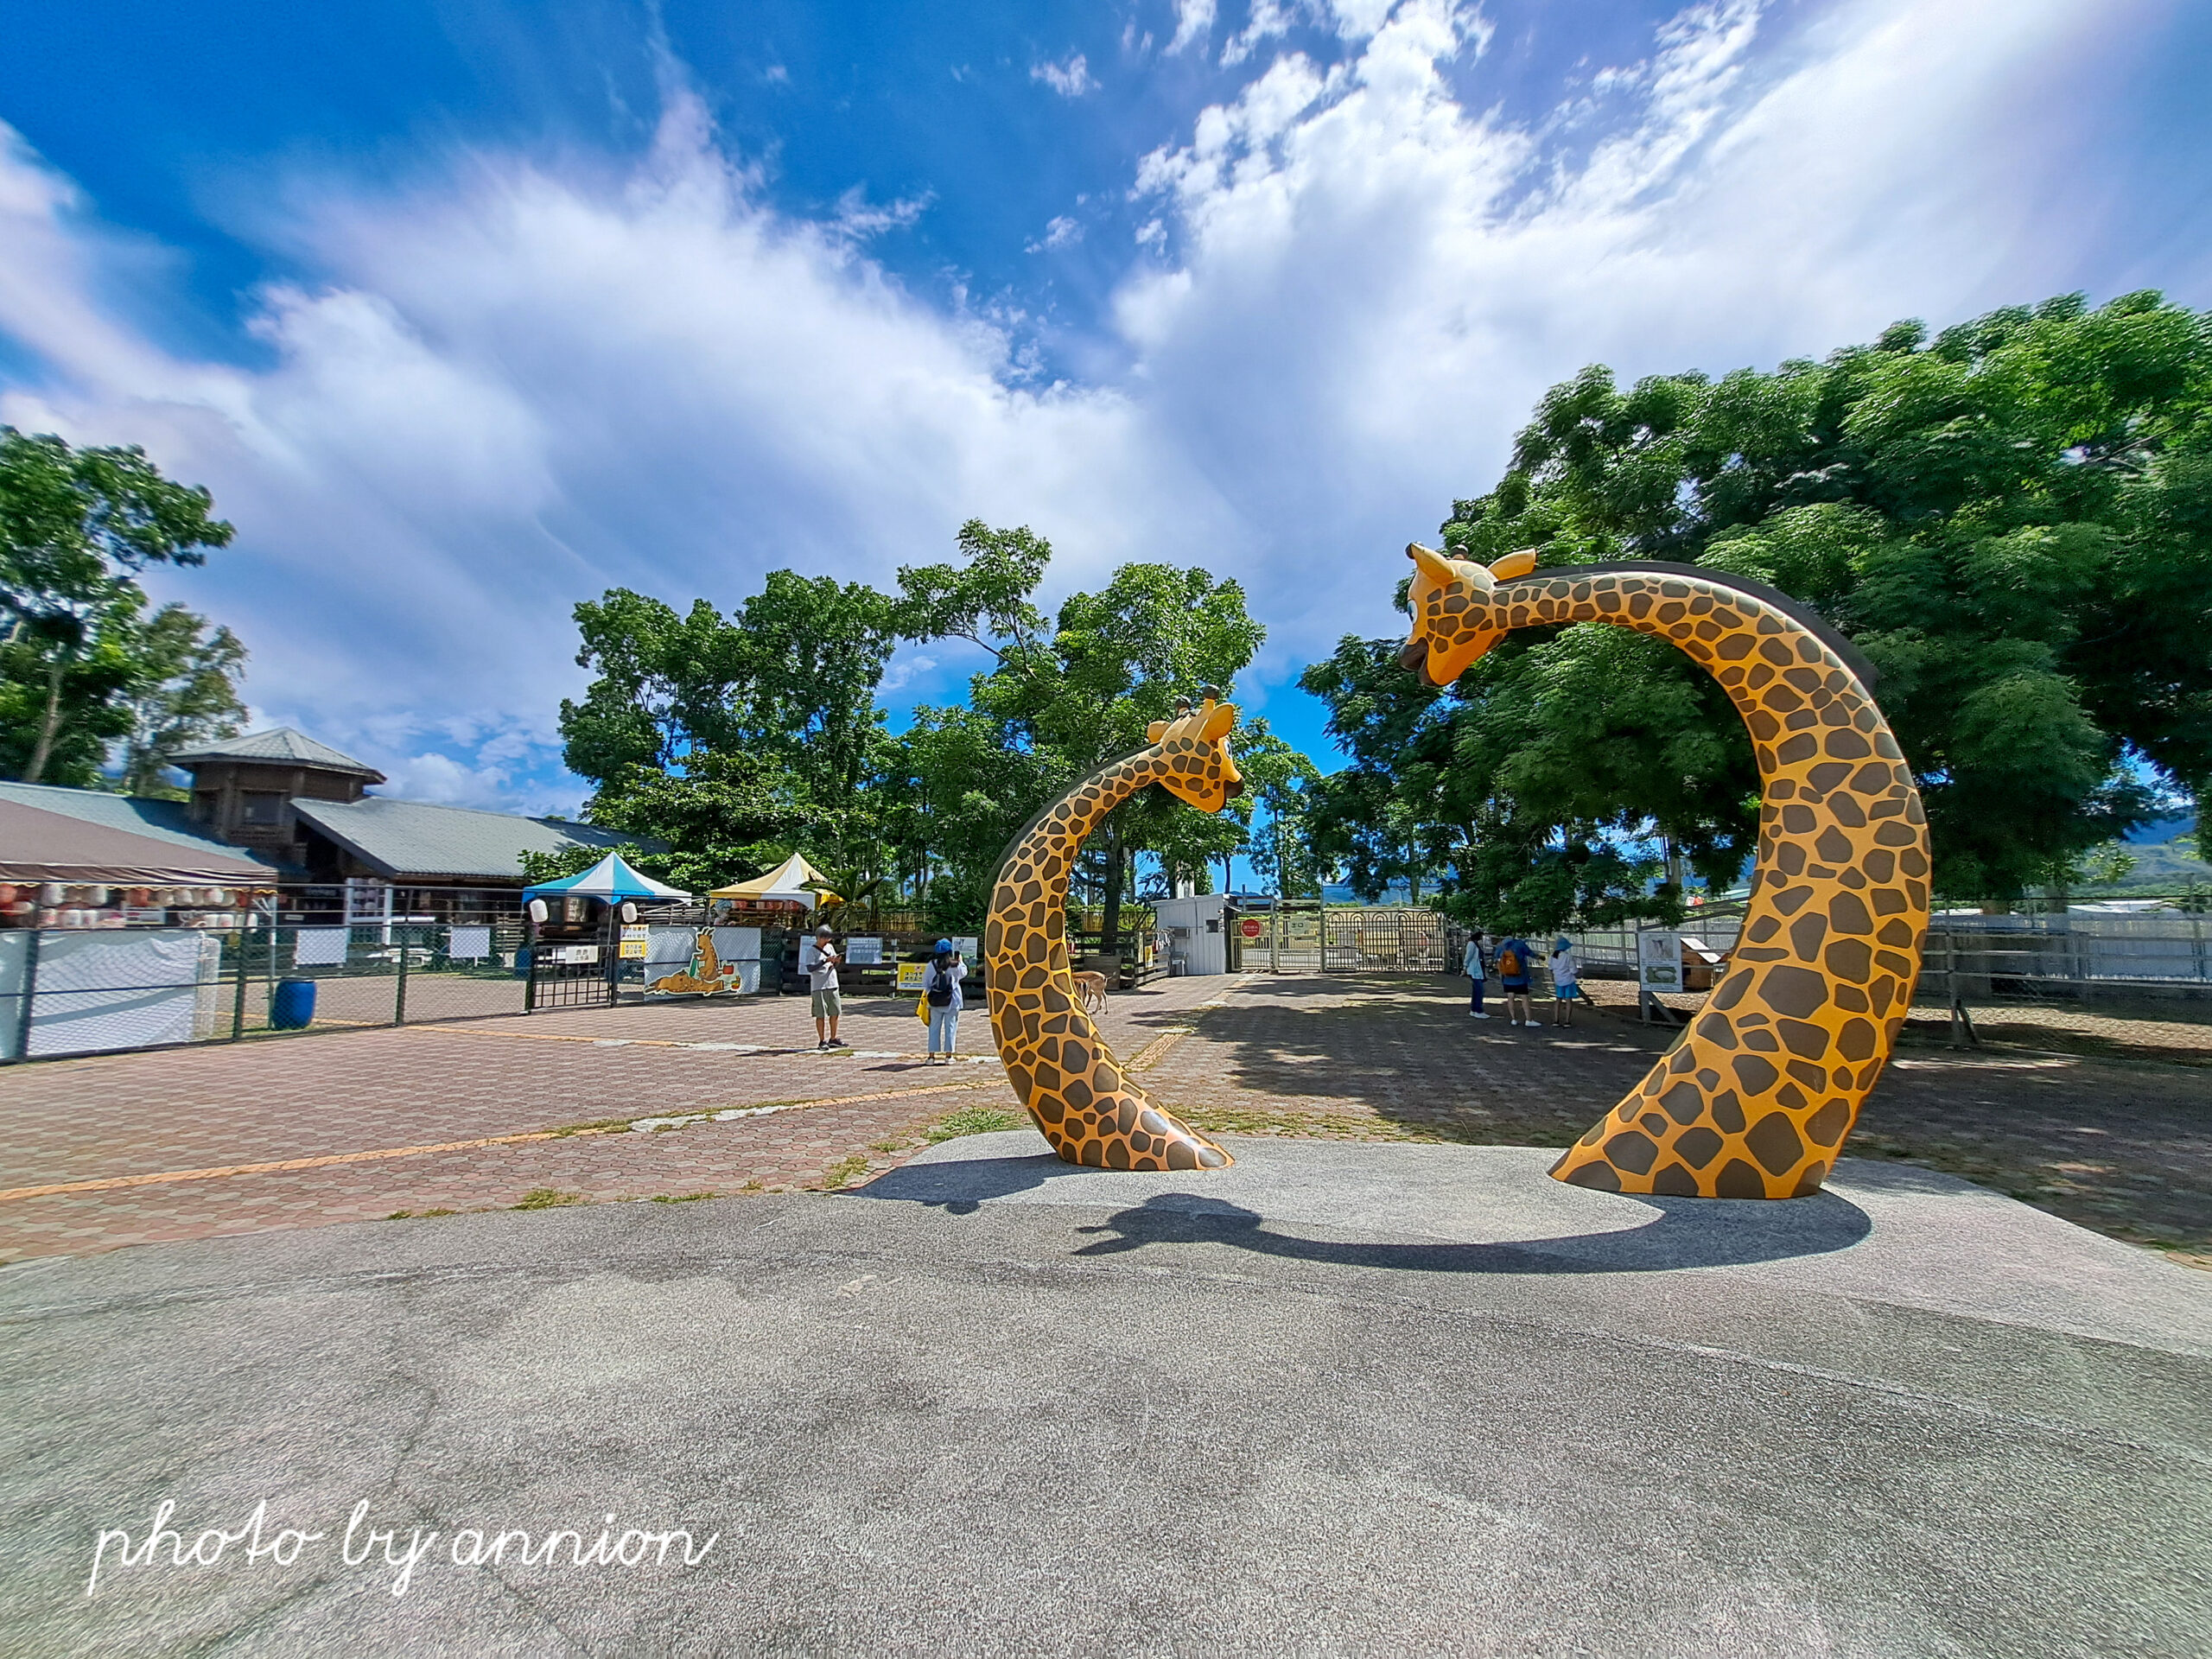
[385,1208,459,1219]
[512,1188,589,1211]
[925,1107,1025,1142]
[822,1154,871,1190]
[649,1192,717,1204]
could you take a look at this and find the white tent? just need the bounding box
[710,852,832,906]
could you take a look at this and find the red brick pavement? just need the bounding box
[0,975,1236,1262]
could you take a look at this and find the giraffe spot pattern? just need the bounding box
[984,712,1239,1172]
[1401,569,1933,1200]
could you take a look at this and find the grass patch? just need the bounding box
[649,1192,716,1205]
[822,1154,871,1190]
[925,1106,1027,1142]
[1179,1104,1433,1141]
[385,1207,459,1219]
[512,1187,590,1211]
[544,1116,637,1138]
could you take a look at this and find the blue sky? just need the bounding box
[3,0,2209,838]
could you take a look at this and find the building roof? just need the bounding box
[290,797,653,882]
[0,798,283,886]
[0,781,290,863]
[169,727,386,781]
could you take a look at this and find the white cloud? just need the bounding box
[1166,0,1217,57]
[0,0,2184,801]
[1028,214,1084,253]
[1116,0,2152,685]
[1031,54,1100,97]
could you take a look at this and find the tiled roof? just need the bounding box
[290,798,656,882]
[168,727,385,779]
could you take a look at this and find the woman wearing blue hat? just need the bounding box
[923,938,967,1064]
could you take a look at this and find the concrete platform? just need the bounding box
[2,1133,2206,1655]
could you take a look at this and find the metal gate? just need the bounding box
[1322,908,1452,973]
[525,931,617,1011]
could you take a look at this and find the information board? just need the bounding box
[1637,930,1681,990]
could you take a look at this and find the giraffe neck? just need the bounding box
[983,746,1230,1172]
[997,749,1167,948]
[1494,564,1931,1199]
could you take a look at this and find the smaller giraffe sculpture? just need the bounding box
[986,695,1242,1171]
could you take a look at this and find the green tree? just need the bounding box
[1311,291,2212,911]
[111,603,248,797]
[558,571,908,880]
[898,521,1278,943]
[0,429,235,785]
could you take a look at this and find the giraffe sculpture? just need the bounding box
[1401,545,1931,1198]
[985,696,1242,1171]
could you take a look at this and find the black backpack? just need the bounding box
[927,958,957,1006]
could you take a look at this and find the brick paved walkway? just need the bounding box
[3,970,2204,1266]
[0,978,1231,1262]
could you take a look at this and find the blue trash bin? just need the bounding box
[271,978,317,1030]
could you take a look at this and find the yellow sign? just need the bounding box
[895,960,928,991]
[619,924,649,960]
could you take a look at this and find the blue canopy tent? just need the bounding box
[521,852,691,904]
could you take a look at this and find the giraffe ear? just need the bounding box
[1490,550,1538,579]
[1147,720,1167,742]
[1199,701,1237,741]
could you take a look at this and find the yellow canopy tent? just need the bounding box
[709,852,837,906]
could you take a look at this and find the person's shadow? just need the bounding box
[860,1151,1873,1274]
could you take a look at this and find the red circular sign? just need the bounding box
[1240,918,1263,939]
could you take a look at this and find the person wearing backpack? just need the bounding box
[923,938,966,1065]
[1495,934,1535,1027]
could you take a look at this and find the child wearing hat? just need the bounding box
[923,938,966,1064]
[1548,937,1579,1027]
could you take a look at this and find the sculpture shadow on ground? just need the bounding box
[858,1153,1874,1275]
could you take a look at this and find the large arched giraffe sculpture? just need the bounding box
[986,696,1241,1172]
[1402,546,1931,1199]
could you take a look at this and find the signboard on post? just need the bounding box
[1637,930,1682,990]
[896,960,927,992]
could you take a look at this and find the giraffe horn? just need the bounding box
[1408,543,1458,584]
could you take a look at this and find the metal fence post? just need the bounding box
[394,925,410,1027]
[12,930,40,1062]
[230,927,250,1041]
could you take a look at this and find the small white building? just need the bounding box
[1152,893,1230,976]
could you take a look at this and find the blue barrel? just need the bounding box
[270,978,317,1030]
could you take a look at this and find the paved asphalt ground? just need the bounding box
[3,1131,2207,1656]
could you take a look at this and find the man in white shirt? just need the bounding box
[810,925,845,1049]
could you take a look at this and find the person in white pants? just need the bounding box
[924,938,966,1064]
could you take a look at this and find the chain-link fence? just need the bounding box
[0,919,531,1063]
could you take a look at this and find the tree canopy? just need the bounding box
[556,518,1302,934]
[1305,291,2212,927]
[0,428,245,788]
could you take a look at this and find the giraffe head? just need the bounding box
[1398,543,1539,685]
[1145,690,1243,811]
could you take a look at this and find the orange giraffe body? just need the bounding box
[986,697,1240,1172]
[1402,547,1932,1199]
